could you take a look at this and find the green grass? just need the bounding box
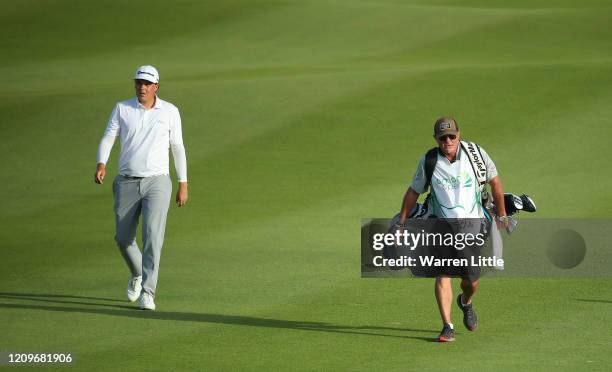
[1,0,611,370]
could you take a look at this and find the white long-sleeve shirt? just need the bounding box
[97,96,187,182]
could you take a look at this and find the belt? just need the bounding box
[120,174,145,180]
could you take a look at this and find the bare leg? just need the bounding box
[460,278,479,305]
[435,276,453,325]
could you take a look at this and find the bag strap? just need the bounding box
[424,147,438,192]
[460,141,487,192]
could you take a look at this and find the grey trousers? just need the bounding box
[113,174,172,297]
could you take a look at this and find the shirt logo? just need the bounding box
[434,171,473,191]
[462,171,473,188]
[435,176,461,190]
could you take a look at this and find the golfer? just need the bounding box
[398,117,508,342]
[94,65,188,311]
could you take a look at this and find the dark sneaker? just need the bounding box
[457,294,478,331]
[437,324,455,342]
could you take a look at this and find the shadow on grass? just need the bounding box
[0,292,436,342]
[0,292,125,302]
[0,292,133,310]
[576,298,612,304]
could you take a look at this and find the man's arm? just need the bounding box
[398,155,427,224]
[478,146,506,227]
[399,187,420,225]
[169,106,188,207]
[94,105,120,184]
[95,135,116,184]
[171,143,188,207]
[489,176,508,228]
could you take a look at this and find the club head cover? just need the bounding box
[520,194,537,212]
[503,193,523,215]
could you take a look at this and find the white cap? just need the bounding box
[134,65,159,83]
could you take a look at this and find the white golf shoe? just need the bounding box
[126,276,142,302]
[139,292,156,311]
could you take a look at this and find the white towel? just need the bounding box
[491,221,504,270]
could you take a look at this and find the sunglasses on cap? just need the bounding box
[438,134,457,142]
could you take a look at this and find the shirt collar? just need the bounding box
[136,95,163,109]
[153,96,163,109]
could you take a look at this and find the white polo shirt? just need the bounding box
[410,143,497,218]
[97,96,187,181]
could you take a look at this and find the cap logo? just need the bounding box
[138,71,155,77]
[439,122,451,130]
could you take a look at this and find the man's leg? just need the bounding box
[459,218,483,305]
[435,275,456,342]
[454,219,482,331]
[140,175,172,297]
[457,278,479,331]
[435,276,453,325]
[113,176,143,277]
[460,278,478,304]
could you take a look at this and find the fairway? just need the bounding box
[1,0,611,370]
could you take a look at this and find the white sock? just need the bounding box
[447,323,454,329]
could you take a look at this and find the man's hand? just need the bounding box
[176,182,188,207]
[496,215,509,230]
[94,163,106,184]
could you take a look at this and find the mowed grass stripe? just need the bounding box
[1,0,611,370]
[0,0,580,90]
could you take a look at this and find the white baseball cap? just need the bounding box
[134,65,159,83]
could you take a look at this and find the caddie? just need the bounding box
[398,117,508,342]
[94,65,188,311]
